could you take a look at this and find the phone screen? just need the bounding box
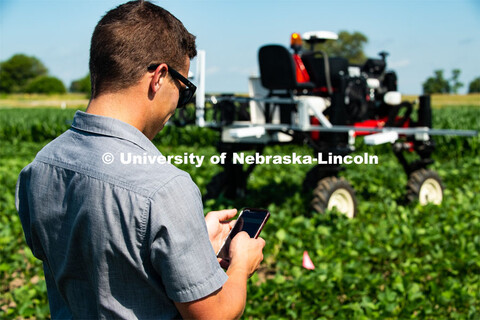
[216,208,270,260]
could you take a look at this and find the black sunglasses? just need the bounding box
[147,64,196,108]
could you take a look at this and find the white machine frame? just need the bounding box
[193,49,477,148]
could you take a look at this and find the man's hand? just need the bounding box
[205,209,237,254]
[229,231,265,278]
[176,211,265,320]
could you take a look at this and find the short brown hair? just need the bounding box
[89,0,196,98]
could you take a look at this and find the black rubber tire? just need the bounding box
[302,165,322,192]
[311,176,357,218]
[406,169,444,205]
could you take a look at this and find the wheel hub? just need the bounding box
[328,189,355,218]
[419,178,443,205]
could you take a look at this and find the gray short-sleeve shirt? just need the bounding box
[15,111,228,319]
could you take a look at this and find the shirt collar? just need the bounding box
[71,110,158,153]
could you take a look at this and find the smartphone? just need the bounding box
[216,208,270,261]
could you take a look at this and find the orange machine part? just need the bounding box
[293,53,311,83]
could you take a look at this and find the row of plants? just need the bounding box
[0,105,478,153]
[0,105,478,318]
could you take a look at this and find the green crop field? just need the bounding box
[0,99,479,318]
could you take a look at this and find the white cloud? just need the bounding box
[205,66,220,75]
[227,66,257,76]
[389,59,410,68]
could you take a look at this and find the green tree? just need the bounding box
[468,77,480,93]
[450,69,463,94]
[422,70,450,94]
[70,73,91,98]
[0,54,48,93]
[312,30,369,65]
[24,76,66,94]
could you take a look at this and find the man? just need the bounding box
[15,1,265,319]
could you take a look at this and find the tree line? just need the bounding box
[0,54,90,96]
[423,69,480,94]
[1,47,479,95]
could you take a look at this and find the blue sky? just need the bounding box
[1,0,479,94]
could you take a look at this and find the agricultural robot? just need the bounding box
[185,31,477,218]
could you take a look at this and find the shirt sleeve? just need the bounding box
[148,174,228,303]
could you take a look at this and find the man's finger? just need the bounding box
[208,208,237,221]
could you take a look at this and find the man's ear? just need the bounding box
[150,63,168,93]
